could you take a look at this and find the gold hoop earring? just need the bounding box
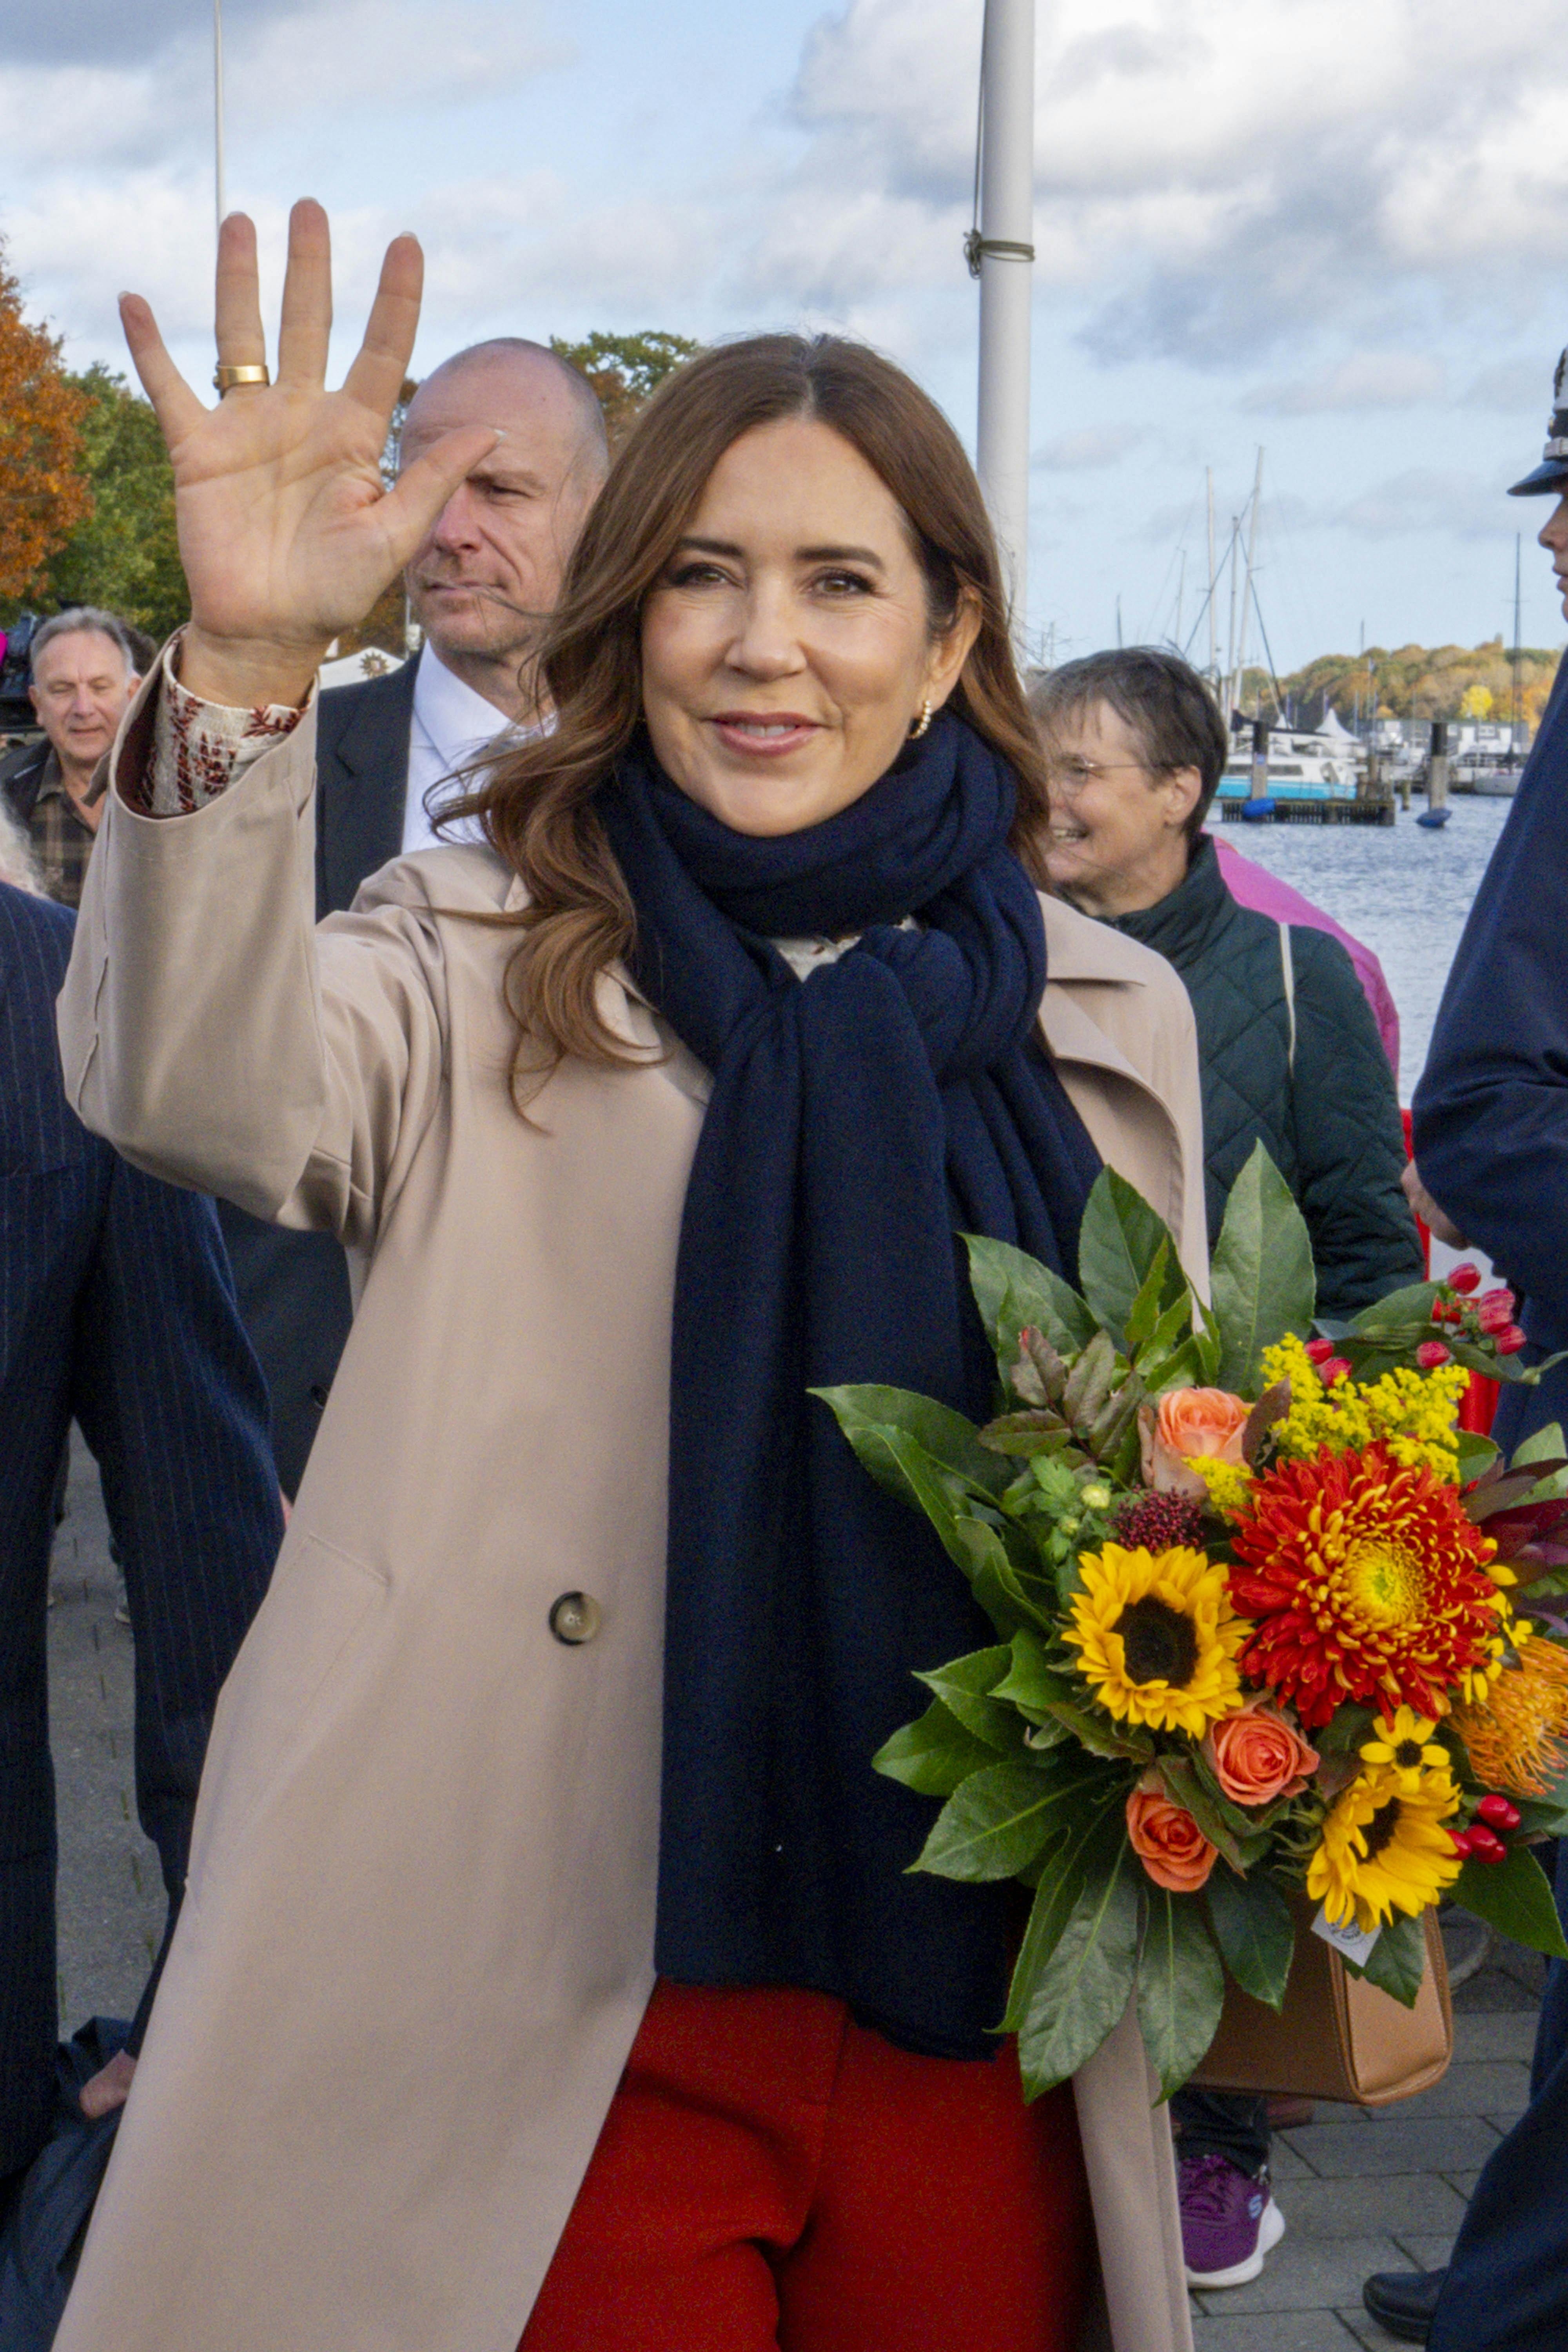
[909,698,933,740]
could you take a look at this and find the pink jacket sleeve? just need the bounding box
[1209,831,1401,1082]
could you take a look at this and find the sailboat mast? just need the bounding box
[1225,516,1240,715]
[1235,447,1264,714]
[1206,468,1217,685]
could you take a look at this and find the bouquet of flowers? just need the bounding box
[819,1147,1568,2100]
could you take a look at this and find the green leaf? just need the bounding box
[1003,1782,1130,2029]
[990,1627,1076,1721]
[1154,1753,1271,1873]
[1135,1286,1201,1383]
[914,1755,1116,1882]
[913,1646,1016,1749]
[1316,1703,1377,1758]
[1350,1279,1443,1332]
[978,1412,1073,1459]
[1204,1866,1295,2010]
[1209,1143,1317,1391]
[1448,1339,1535,1386]
[1138,1888,1227,2097]
[1062,1329,1118,1431]
[1452,1847,1568,1960]
[812,1385,1007,1497]
[1016,1825,1142,2097]
[1506,1422,1568,1506]
[1346,1912,1427,2007]
[951,1518,1055,1640]
[1044,1695,1156,1763]
[872,1698,999,1796]
[1455,1430,1502,1485]
[964,1235,1098,1364]
[1077,1169,1183,1349]
[1513,1421,1568,1473]
[1124,1238,1173,1350]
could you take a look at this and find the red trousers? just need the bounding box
[520,1979,1091,2352]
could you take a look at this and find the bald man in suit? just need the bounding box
[225,338,608,1492]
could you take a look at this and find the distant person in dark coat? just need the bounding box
[0,862,282,2209]
[1364,348,1568,2352]
[227,336,610,1497]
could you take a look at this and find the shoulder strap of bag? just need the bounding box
[1278,921,1297,1076]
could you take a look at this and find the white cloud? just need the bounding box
[1464,359,1551,413]
[1035,422,1144,469]
[1242,354,1446,414]
[1335,469,1515,541]
[778,0,1568,361]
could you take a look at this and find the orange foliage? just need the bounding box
[0,239,91,603]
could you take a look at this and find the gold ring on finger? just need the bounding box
[214,363,272,394]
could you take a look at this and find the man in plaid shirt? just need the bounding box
[0,608,142,910]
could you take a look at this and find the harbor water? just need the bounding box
[1219,795,1513,1102]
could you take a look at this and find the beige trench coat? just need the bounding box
[54,685,1203,2352]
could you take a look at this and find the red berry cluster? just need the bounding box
[1450,1791,1523,1865]
[1303,1336,1352,1383]
[1111,1491,1207,1551]
[1433,1267,1527,1356]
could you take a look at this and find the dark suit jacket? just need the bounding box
[0,883,282,2177]
[1413,652,1568,1451]
[216,655,418,1497]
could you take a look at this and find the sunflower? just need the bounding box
[1227,1442,1504,1729]
[1063,1543,1246,1738]
[1453,1632,1568,1798]
[1307,1762,1463,1933]
[1358,1707,1454,1795]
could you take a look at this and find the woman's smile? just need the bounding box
[707,710,824,759]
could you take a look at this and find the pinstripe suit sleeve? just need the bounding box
[69,1156,283,2040]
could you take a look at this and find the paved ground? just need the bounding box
[49,1436,168,2028]
[47,1433,1544,2347]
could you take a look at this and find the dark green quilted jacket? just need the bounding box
[1104,836,1423,1320]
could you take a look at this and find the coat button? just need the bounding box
[548,1591,603,1646]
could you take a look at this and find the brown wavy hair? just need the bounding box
[445,332,1049,1087]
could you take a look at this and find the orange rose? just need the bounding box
[1140,1388,1250,1497]
[1204,1702,1320,1807]
[1125,1773,1218,1892]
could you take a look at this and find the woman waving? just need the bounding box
[56,202,1204,2352]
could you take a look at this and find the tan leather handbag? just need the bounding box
[1191,1902,1453,2107]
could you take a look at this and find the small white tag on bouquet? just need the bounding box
[1311,1903,1381,1967]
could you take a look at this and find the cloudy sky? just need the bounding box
[7,0,1568,672]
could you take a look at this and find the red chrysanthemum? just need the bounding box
[1227,1442,1503,1728]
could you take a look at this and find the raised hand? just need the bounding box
[120,199,497,707]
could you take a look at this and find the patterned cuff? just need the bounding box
[132,633,310,816]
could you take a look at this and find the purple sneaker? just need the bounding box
[1179,2151,1286,2288]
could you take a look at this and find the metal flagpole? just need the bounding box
[214,0,227,237]
[968,0,1036,635]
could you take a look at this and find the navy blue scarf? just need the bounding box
[598,711,1102,2055]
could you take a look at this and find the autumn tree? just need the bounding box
[0,235,90,609]
[39,364,187,641]
[550,331,701,447]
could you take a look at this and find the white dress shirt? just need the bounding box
[402,644,531,857]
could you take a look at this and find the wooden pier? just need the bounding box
[1220,797,1397,828]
